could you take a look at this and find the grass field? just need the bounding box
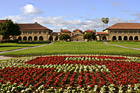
[1,42,140,56]
[109,42,140,48]
[0,42,50,52]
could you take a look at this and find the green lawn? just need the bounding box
[109,42,140,49]
[0,42,49,52]
[1,42,140,56]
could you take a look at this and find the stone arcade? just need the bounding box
[0,20,140,41]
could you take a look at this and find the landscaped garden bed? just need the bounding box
[0,55,140,92]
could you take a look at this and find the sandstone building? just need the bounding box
[0,19,140,41]
[101,23,140,41]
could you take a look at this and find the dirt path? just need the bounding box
[103,42,140,50]
[0,42,54,54]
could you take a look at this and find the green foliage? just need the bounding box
[101,18,109,24]
[83,33,96,40]
[59,34,70,41]
[0,19,21,39]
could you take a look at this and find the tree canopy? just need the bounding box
[0,19,21,39]
[83,32,96,40]
[59,34,70,41]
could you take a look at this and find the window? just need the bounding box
[134,31,137,33]
[118,31,122,33]
[114,31,117,33]
[43,31,46,34]
[129,31,133,33]
[124,31,128,33]
[39,31,42,34]
[23,32,27,34]
[28,32,32,34]
[34,32,38,34]
[110,31,113,33]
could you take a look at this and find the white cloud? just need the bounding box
[2,15,137,32]
[109,18,135,23]
[3,15,27,23]
[132,13,140,19]
[21,4,41,16]
[33,16,137,32]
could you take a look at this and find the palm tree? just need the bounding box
[101,18,109,29]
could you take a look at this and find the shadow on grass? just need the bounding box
[0,46,33,47]
[17,41,51,44]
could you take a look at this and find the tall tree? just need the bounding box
[101,18,109,29]
[0,19,21,40]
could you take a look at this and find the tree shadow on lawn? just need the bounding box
[0,45,33,47]
[17,41,50,44]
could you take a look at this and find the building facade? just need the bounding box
[102,23,140,41]
[61,29,96,41]
[1,20,140,41]
[17,22,53,41]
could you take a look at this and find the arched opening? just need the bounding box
[129,36,133,41]
[118,36,122,40]
[102,36,106,40]
[124,36,128,41]
[112,36,116,40]
[39,36,43,41]
[23,36,27,41]
[28,36,32,41]
[34,36,37,41]
[18,36,22,41]
[55,36,58,41]
[134,36,138,41]
[49,36,53,41]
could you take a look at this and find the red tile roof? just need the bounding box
[61,29,71,33]
[0,20,6,23]
[18,22,50,30]
[96,32,108,35]
[106,23,140,30]
[73,29,82,32]
[0,20,52,31]
[50,32,58,35]
[85,29,96,32]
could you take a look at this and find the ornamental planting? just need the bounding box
[0,55,140,92]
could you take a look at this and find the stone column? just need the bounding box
[53,36,55,41]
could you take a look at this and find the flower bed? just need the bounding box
[0,56,140,92]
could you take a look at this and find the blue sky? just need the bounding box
[0,0,140,32]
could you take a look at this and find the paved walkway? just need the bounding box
[0,42,54,54]
[0,42,54,60]
[103,42,140,50]
[0,56,15,60]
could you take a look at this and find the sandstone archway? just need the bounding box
[112,36,116,40]
[55,36,58,41]
[134,36,138,40]
[18,36,22,41]
[118,36,122,40]
[129,36,133,40]
[124,36,128,41]
[49,36,53,41]
[102,36,106,40]
[28,36,32,41]
[23,36,27,41]
[39,36,43,41]
[34,36,38,41]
